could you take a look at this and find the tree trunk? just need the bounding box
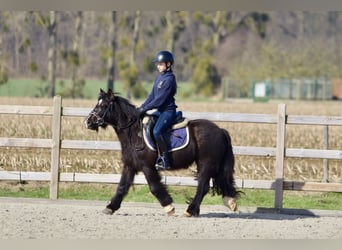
[296,11,304,39]
[165,11,174,52]
[107,11,117,91]
[130,10,141,66]
[71,11,83,98]
[212,11,222,47]
[127,10,141,99]
[0,12,9,85]
[47,11,57,98]
[11,14,19,75]
[0,35,3,83]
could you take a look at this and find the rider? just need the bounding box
[137,50,178,170]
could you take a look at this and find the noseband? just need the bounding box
[87,111,101,126]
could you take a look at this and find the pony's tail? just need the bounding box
[212,129,240,199]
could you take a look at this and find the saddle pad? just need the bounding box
[143,126,190,152]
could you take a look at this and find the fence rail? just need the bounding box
[1,96,342,209]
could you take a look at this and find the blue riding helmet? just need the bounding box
[152,50,174,65]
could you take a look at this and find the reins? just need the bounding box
[91,103,137,130]
[92,101,145,150]
[110,115,138,130]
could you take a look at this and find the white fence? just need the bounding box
[0,96,341,209]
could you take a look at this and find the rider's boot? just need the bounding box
[155,135,172,170]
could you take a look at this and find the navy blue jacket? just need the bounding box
[141,70,177,112]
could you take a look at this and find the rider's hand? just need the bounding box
[137,107,146,118]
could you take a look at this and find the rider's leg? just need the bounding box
[153,110,176,170]
[155,134,172,170]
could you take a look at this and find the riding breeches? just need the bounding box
[152,109,176,140]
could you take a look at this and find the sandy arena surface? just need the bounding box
[0,197,341,239]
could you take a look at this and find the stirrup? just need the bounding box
[155,156,171,170]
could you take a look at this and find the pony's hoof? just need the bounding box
[223,196,239,212]
[164,204,175,216]
[102,207,114,215]
[183,210,192,217]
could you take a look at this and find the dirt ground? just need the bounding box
[0,197,341,239]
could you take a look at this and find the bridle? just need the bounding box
[85,99,144,150]
[86,102,138,130]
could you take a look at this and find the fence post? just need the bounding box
[323,125,329,182]
[50,96,62,199]
[274,103,286,209]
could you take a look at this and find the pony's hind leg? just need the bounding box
[183,173,211,217]
[220,141,240,212]
[223,196,238,212]
[205,129,240,213]
[213,164,240,212]
[222,170,240,212]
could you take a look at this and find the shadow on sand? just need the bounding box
[198,207,339,220]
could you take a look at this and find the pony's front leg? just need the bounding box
[142,166,175,216]
[103,166,136,215]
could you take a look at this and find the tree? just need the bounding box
[0,12,9,86]
[130,10,140,65]
[33,11,57,98]
[107,11,117,91]
[47,11,57,98]
[327,12,342,78]
[187,11,270,96]
[192,57,220,96]
[191,11,268,49]
[163,11,187,52]
[1,11,341,99]
[118,11,146,99]
[59,11,85,98]
[71,11,84,98]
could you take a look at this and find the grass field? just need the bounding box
[0,79,341,210]
[0,78,194,100]
[0,181,342,210]
[0,78,128,99]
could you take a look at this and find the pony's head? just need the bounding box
[85,89,138,131]
[84,88,115,131]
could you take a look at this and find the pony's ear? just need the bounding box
[100,88,105,94]
[107,88,115,100]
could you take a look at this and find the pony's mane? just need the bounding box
[114,95,137,117]
[116,95,136,108]
[98,89,138,122]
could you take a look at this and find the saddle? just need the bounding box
[142,111,190,152]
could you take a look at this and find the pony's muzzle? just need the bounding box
[84,117,90,128]
[84,115,100,130]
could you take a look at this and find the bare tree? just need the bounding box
[70,11,84,98]
[0,12,9,85]
[33,11,58,97]
[1,11,341,99]
[130,10,141,66]
[164,11,186,52]
[107,11,117,91]
[118,10,142,99]
[47,11,57,97]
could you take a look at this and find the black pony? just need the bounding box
[85,89,240,217]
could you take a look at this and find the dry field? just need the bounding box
[0,97,341,183]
